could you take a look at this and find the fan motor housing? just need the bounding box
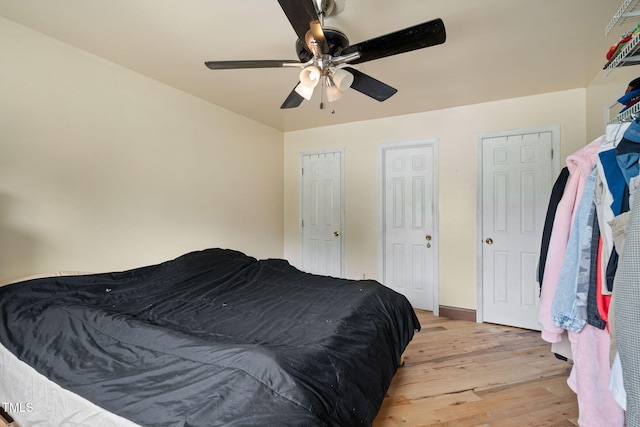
[296,28,350,62]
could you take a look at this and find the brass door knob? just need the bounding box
[485,238,493,245]
[333,231,340,237]
[425,235,432,241]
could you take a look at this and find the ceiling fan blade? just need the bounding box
[342,18,446,65]
[309,20,329,54]
[277,0,319,42]
[281,84,305,109]
[345,67,397,102]
[205,60,302,70]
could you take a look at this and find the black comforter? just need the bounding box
[0,248,419,426]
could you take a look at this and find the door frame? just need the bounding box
[299,148,346,278]
[475,126,560,323]
[378,139,439,315]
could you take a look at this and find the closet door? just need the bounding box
[480,128,556,330]
[381,141,438,312]
[300,151,344,277]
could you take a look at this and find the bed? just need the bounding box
[0,248,420,426]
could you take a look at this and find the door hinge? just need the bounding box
[301,219,304,227]
[301,167,304,175]
[551,148,554,159]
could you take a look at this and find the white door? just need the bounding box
[381,142,437,311]
[301,151,343,277]
[480,129,556,330]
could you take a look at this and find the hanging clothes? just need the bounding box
[537,81,640,425]
[586,216,606,330]
[613,186,640,427]
[592,122,630,332]
[604,119,640,310]
[538,166,570,287]
[539,137,601,344]
[538,132,628,427]
[558,170,624,427]
[593,120,640,330]
[616,118,640,185]
[551,171,596,332]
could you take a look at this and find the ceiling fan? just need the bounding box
[204,0,446,109]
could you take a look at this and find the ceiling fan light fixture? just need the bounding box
[294,82,315,100]
[325,83,343,102]
[331,68,354,91]
[299,66,322,88]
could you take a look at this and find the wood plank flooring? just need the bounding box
[373,310,579,426]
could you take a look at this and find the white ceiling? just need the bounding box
[0,0,630,132]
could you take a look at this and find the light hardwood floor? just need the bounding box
[373,310,579,426]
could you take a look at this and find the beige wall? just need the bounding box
[284,90,588,310]
[4,15,634,311]
[0,17,284,283]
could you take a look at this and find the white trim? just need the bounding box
[378,139,439,315]
[475,125,560,324]
[298,148,346,278]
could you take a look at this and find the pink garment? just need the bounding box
[538,137,602,343]
[567,325,625,427]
